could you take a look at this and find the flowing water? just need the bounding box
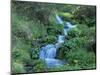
[56,14,63,24]
[39,14,76,68]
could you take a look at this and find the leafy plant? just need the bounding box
[12,62,26,73]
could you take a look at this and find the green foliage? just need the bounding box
[44,35,56,44]
[68,28,81,39]
[12,1,56,24]
[12,14,47,41]
[12,62,26,73]
[12,39,32,65]
[33,60,47,72]
[65,49,96,69]
[47,23,64,35]
[73,6,96,27]
[31,48,40,59]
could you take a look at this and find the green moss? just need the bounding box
[59,12,73,18]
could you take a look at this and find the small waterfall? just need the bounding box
[39,14,76,68]
[57,35,65,43]
[39,44,56,59]
[39,44,64,68]
[56,14,63,24]
[64,22,77,36]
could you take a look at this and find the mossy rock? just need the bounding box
[59,12,73,18]
[42,35,56,44]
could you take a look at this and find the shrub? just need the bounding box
[12,14,47,42]
[33,60,47,72]
[73,6,96,26]
[68,27,81,39]
[31,47,40,59]
[44,35,56,44]
[47,23,64,35]
[65,37,87,51]
[12,62,26,73]
[12,37,32,65]
[65,48,96,69]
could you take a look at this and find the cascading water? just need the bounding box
[57,35,65,43]
[56,14,63,24]
[39,44,56,59]
[39,14,76,68]
[63,22,77,36]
